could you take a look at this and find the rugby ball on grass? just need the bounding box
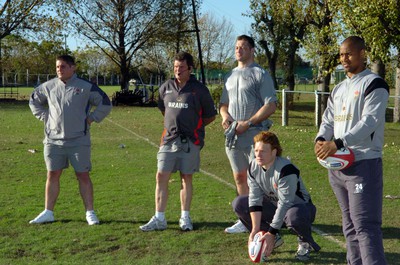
[317,147,354,170]
[248,231,267,263]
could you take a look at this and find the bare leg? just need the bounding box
[180,173,193,211]
[233,169,249,195]
[45,170,63,210]
[155,171,171,212]
[75,171,94,211]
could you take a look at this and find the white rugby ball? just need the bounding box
[317,147,355,170]
[248,231,267,263]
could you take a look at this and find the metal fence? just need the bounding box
[279,89,399,127]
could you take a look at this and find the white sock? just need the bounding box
[155,211,165,221]
[86,210,95,215]
[181,211,190,219]
[44,209,53,214]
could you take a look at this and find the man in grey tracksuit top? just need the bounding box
[30,74,111,147]
[233,131,320,261]
[315,36,388,264]
[28,55,112,225]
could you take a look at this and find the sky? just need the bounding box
[200,0,253,36]
[66,0,254,50]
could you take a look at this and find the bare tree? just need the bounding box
[197,12,235,79]
[210,16,235,70]
[56,0,202,91]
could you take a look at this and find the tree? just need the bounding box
[338,0,400,122]
[198,12,235,73]
[0,35,65,85]
[212,16,235,71]
[73,47,118,85]
[0,0,50,85]
[0,0,49,39]
[33,40,66,73]
[302,0,342,122]
[129,0,203,85]
[275,1,312,94]
[57,0,191,91]
[57,0,204,91]
[248,0,285,90]
[249,0,313,94]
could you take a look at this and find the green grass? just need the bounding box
[0,100,399,265]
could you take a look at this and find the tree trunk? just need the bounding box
[119,53,130,91]
[321,70,331,112]
[371,59,385,79]
[268,58,278,89]
[260,40,279,90]
[285,50,296,109]
[120,64,130,91]
[316,72,331,127]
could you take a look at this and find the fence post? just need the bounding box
[315,90,320,127]
[282,89,287,126]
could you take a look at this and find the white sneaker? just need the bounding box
[86,211,100,225]
[295,242,312,261]
[140,216,167,231]
[179,216,193,231]
[29,210,54,224]
[224,220,249,233]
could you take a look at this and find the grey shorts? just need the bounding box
[44,144,91,172]
[157,137,200,174]
[225,145,254,173]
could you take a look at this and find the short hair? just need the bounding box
[175,51,194,69]
[341,36,366,51]
[56,55,76,66]
[237,35,255,49]
[253,131,283,157]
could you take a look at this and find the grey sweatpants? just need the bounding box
[232,195,320,251]
[329,158,386,265]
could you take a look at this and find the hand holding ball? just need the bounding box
[317,147,354,170]
[248,231,267,263]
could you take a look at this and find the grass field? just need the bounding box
[0,96,399,264]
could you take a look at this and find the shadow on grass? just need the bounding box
[315,224,400,240]
[270,250,346,264]
[313,224,343,236]
[382,227,400,239]
[312,224,400,265]
[0,99,29,105]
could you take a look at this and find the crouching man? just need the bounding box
[231,131,320,261]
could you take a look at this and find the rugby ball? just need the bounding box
[317,147,354,170]
[248,231,267,263]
